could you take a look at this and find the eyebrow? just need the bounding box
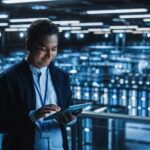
[37,44,58,49]
[52,45,58,49]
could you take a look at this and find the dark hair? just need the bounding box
[27,19,59,43]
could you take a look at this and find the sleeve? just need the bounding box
[0,75,34,133]
[65,118,77,126]
[64,72,73,107]
[29,110,37,122]
[64,72,77,126]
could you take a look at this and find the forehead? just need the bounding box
[34,34,58,46]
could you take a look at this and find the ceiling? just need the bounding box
[0,0,150,32]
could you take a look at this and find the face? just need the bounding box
[27,34,58,68]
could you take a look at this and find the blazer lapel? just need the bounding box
[21,60,63,110]
[20,60,36,111]
[49,63,63,108]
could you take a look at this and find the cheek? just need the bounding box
[35,54,46,62]
[38,53,46,59]
[52,52,57,59]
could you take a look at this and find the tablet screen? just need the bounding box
[44,102,92,120]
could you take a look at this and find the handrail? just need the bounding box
[80,110,150,123]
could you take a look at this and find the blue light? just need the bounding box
[119,33,123,38]
[77,33,84,39]
[147,33,150,38]
[104,33,109,38]
[64,32,70,39]
[84,128,90,132]
[19,32,24,38]
[32,5,48,10]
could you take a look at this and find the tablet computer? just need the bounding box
[44,102,92,120]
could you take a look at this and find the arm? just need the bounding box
[0,75,33,133]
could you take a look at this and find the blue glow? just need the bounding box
[19,32,24,38]
[64,32,70,39]
[104,33,109,38]
[119,33,123,38]
[77,33,84,39]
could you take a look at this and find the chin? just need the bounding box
[42,61,51,66]
[37,60,51,68]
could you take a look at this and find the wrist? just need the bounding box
[29,110,37,122]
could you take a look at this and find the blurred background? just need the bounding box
[1,0,150,150]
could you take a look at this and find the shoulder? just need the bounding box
[0,59,27,80]
[49,62,69,78]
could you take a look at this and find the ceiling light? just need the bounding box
[143,18,150,22]
[2,0,58,4]
[10,24,30,28]
[71,30,89,33]
[32,5,48,10]
[59,27,72,31]
[101,29,110,32]
[112,18,125,22]
[71,22,103,26]
[86,8,147,14]
[54,20,80,25]
[110,25,138,29]
[10,19,80,25]
[88,28,110,32]
[112,30,133,33]
[0,23,8,26]
[93,31,102,34]
[10,18,48,23]
[71,27,81,30]
[5,28,27,32]
[59,27,81,31]
[120,14,150,19]
[132,31,148,34]
[136,28,150,31]
[88,29,101,32]
[93,31,111,34]
[0,14,8,19]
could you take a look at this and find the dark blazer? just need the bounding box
[0,59,72,150]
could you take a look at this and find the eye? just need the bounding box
[37,46,47,52]
[51,47,57,51]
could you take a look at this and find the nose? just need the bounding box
[46,49,51,57]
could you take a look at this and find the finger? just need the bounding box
[65,112,74,120]
[56,113,69,123]
[41,109,54,114]
[40,113,49,118]
[72,109,82,116]
[63,114,70,123]
[38,110,56,118]
[41,106,59,112]
[45,105,61,111]
[47,104,61,110]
